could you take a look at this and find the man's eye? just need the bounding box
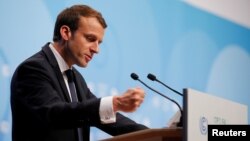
[85,35,96,42]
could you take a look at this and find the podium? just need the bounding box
[102,88,247,141]
[183,88,248,141]
[101,127,182,141]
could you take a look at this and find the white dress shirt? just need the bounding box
[49,43,116,124]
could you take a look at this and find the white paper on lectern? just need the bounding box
[167,110,181,128]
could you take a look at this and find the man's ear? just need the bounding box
[60,25,71,40]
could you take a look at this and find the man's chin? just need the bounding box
[76,62,88,68]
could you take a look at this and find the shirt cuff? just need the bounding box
[99,96,116,124]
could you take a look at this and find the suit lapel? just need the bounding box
[41,43,71,102]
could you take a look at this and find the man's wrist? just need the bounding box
[113,96,121,112]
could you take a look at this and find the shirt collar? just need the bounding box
[49,43,70,73]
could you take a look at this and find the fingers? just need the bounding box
[130,87,146,103]
[115,87,146,113]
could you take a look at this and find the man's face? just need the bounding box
[66,16,105,67]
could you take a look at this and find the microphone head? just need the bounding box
[130,73,139,80]
[147,73,157,81]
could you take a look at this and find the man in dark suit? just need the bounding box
[10,4,148,141]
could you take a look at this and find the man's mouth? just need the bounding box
[85,54,92,62]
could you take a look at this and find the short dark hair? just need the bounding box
[53,5,107,41]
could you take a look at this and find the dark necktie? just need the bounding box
[65,69,78,102]
[65,69,83,141]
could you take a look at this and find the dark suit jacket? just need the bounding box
[11,43,148,141]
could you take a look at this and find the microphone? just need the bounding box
[147,73,183,96]
[130,73,183,125]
